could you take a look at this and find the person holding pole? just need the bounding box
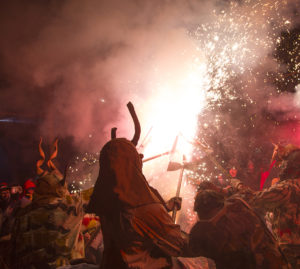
[87,103,186,269]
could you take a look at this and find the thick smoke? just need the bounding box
[0,0,212,151]
[0,0,299,185]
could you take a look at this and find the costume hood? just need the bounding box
[87,138,161,215]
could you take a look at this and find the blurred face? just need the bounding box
[25,189,34,200]
[0,189,10,202]
[271,144,286,168]
[218,174,223,184]
[247,161,254,171]
[229,167,237,178]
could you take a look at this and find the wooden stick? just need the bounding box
[172,155,185,223]
[142,151,170,163]
[137,126,152,151]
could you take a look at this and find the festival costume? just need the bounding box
[11,139,88,269]
[11,173,85,269]
[189,191,289,269]
[251,178,300,267]
[250,145,300,267]
[87,138,186,269]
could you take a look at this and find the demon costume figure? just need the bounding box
[87,103,186,269]
[11,139,85,269]
[250,144,300,268]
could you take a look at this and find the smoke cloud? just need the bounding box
[0,0,299,184]
[0,0,211,149]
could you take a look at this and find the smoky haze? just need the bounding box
[0,0,299,184]
[0,0,212,150]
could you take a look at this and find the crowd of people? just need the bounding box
[0,104,299,268]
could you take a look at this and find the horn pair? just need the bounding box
[111,102,141,146]
[36,138,64,181]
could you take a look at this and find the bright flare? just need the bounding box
[141,59,208,161]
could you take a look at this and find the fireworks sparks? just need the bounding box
[138,0,299,166]
[67,152,99,193]
[141,0,299,226]
[64,0,299,225]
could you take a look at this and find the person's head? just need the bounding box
[100,138,143,172]
[229,166,237,178]
[23,179,36,200]
[217,174,224,185]
[0,182,11,203]
[198,181,224,193]
[194,189,224,219]
[247,160,254,172]
[34,137,67,200]
[271,143,299,167]
[34,173,68,201]
[278,149,300,181]
[270,143,300,180]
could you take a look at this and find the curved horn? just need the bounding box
[47,138,63,178]
[127,102,141,146]
[36,137,46,176]
[47,138,58,170]
[111,127,117,139]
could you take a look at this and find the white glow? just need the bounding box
[140,58,208,161]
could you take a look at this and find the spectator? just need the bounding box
[0,182,20,268]
[20,178,36,208]
[188,189,289,268]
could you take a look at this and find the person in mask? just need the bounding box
[87,103,186,269]
[11,139,86,269]
[250,144,300,268]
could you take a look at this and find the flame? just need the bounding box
[140,59,208,161]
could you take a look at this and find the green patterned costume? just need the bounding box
[251,178,300,267]
[11,173,85,269]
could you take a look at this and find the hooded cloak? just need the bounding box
[87,138,186,268]
[88,138,161,214]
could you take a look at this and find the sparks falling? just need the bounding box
[63,0,299,228]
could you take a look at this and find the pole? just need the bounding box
[172,155,185,223]
[142,151,170,163]
[137,126,153,151]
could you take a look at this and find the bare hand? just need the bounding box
[165,197,182,212]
